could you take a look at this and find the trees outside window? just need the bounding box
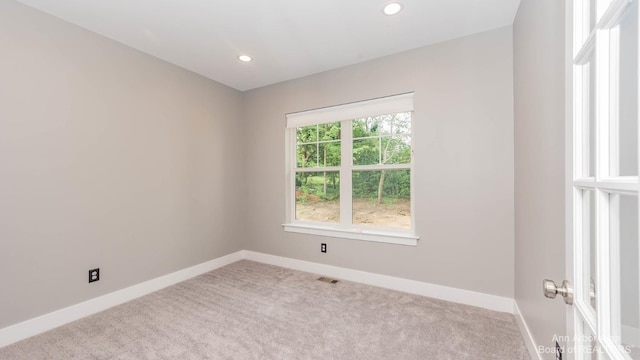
[294,112,412,229]
[285,93,416,244]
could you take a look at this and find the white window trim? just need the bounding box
[283,93,418,246]
[286,93,415,128]
[283,223,418,246]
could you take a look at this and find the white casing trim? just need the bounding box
[283,223,418,246]
[242,250,514,313]
[514,301,543,360]
[285,92,414,128]
[0,251,244,348]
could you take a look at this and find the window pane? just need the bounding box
[575,0,598,50]
[588,54,596,177]
[611,1,638,177]
[382,136,411,165]
[352,113,411,166]
[319,141,341,167]
[317,122,341,141]
[582,190,597,312]
[589,0,597,32]
[296,123,341,168]
[352,170,410,229]
[353,117,389,137]
[610,194,639,358]
[577,52,596,178]
[297,144,317,168]
[295,171,340,223]
[353,137,381,165]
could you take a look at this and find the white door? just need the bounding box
[566,0,640,359]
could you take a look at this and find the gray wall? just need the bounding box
[620,0,639,333]
[243,27,516,298]
[0,0,245,328]
[513,0,567,357]
[620,196,639,331]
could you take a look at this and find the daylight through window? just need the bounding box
[285,93,416,245]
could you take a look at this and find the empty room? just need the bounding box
[1,0,639,359]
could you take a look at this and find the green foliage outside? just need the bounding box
[296,174,340,202]
[352,170,410,201]
[296,113,411,204]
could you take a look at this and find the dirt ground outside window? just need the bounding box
[295,198,410,229]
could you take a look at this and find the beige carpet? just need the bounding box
[0,260,530,359]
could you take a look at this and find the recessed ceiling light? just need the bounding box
[238,55,252,62]
[383,2,403,16]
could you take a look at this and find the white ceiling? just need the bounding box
[15,0,521,91]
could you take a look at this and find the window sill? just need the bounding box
[282,223,419,246]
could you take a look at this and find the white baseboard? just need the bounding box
[242,250,514,313]
[513,301,542,360]
[0,250,244,348]
[1,249,520,350]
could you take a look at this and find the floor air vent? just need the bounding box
[318,277,338,284]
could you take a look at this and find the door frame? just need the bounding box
[565,0,576,358]
[565,0,640,359]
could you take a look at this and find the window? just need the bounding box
[284,93,418,245]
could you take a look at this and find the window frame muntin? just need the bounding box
[284,97,418,246]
